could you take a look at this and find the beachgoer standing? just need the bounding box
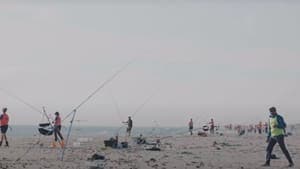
[52,112,64,148]
[264,122,268,134]
[123,116,133,136]
[262,107,294,167]
[0,108,9,147]
[258,121,263,134]
[209,118,215,134]
[189,119,193,135]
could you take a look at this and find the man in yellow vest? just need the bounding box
[262,107,294,167]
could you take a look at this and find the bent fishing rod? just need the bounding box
[0,88,57,162]
[109,90,123,122]
[116,90,158,134]
[131,90,157,118]
[61,60,134,122]
[0,88,43,115]
[0,88,52,124]
[60,59,134,161]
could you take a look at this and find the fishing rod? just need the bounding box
[42,107,54,127]
[0,88,43,115]
[153,120,163,137]
[62,60,133,122]
[60,59,134,161]
[14,107,55,162]
[148,120,162,138]
[0,88,60,161]
[116,90,157,135]
[109,90,123,122]
[0,88,54,130]
[131,90,157,118]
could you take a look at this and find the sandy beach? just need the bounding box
[2,0,300,168]
[0,131,298,169]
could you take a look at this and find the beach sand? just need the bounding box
[0,133,298,169]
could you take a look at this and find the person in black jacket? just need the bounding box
[123,116,133,136]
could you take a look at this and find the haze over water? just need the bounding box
[1,1,300,127]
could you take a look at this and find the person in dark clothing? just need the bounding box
[262,107,294,167]
[209,118,215,134]
[264,122,269,134]
[0,108,9,147]
[123,116,133,136]
[258,121,263,134]
[52,112,64,148]
[188,119,193,135]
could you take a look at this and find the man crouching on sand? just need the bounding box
[262,107,294,167]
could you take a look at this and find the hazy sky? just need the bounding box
[0,1,300,127]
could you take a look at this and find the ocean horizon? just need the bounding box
[6,124,300,138]
[6,125,190,138]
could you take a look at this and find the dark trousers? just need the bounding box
[127,127,132,136]
[54,125,64,141]
[189,127,193,135]
[210,128,214,134]
[266,135,293,164]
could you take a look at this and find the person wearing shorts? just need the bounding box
[0,108,9,147]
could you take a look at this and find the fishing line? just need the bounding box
[0,88,43,115]
[0,88,56,161]
[15,107,55,162]
[60,59,134,161]
[116,89,158,137]
[109,89,123,122]
[131,90,157,118]
[62,59,134,122]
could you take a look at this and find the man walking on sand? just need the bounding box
[262,107,294,167]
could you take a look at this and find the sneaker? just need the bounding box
[5,141,8,147]
[288,163,294,168]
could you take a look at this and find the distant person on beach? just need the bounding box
[52,112,64,148]
[209,118,215,134]
[262,107,294,167]
[290,125,295,133]
[188,119,193,135]
[264,122,269,134]
[258,121,263,134]
[0,108,9,147]
[123,116,133,136]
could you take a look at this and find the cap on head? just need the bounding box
[2,108,7,113]
[269,107,277,113]
[55,112,59,116]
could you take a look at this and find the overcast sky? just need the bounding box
[0,1,299,127]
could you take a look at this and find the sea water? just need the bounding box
[6,124,299,138]
[6,125,188,138]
